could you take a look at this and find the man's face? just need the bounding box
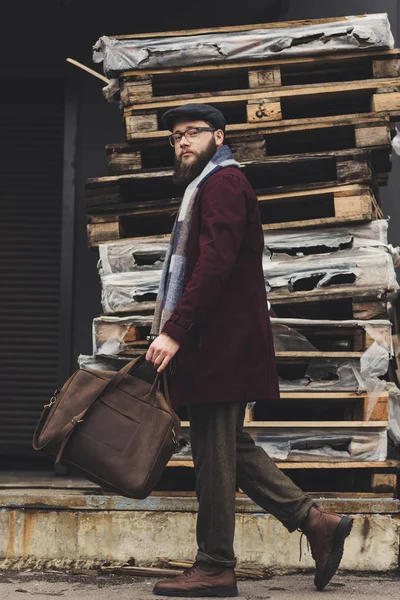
[171,119,225,187]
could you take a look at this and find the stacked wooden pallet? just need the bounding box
[84,16,400,496]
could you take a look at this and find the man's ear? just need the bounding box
[215,129,225,146]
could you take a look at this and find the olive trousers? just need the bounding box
[188,401,314,567]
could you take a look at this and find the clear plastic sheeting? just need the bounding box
[99,246,398,313]
[387,382,400,445]
[101,271,160,314]
[264,247,398,293]
[351,342,390,419]
[92,315,153,356]
[98,238,169,277]
[98,222,400,277]
[93,14,394,74]
[252,428,388,462]
[280,358,361,391]
[264,221,392,256]
[173,427,387,461]
[272,318,392,352]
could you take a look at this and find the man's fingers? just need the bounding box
[157,355,171,373]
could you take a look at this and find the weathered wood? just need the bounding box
[87,222,120,246]
[355,124,391,147]
[336,158,372,183]
[352,299,388,320]
[372,91,400,112]
[112,15,385,39]
[246,98,282,123]
[366,397,389,422]
[168,460,397,469]
[371,473,397,493]
[248,66,282,88]
[373,58,400,78]
[125,78,400,111]
[125,112,397,140]
[127,111,158,133]
[333,194,372,220]
[179,420,387,428]
[120,75,153,104]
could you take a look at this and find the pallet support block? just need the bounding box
[126,111,158,136]
[248,66,282,89]
[88,221,121,246]
[373,58,400,78]
[333,193,372,221]
[371,473,397,494]
[371,91,400,113]
[336,157,371,183]
[246,98,282,123]
[120,75,153,104]
[355,125,391,148]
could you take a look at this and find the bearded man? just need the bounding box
[146,104,353,598]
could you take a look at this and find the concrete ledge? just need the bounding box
[0,488,399,572]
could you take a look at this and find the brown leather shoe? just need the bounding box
[301,506,353,591]
[153,563,238,597]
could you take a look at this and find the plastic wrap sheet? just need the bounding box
[272,318,392,353]
[78,353,129,371]
[387,382,400,445]
[101,271,160,314]
[93,14,394,74]
[173,427,387,461]
[98,224,399,277]
[98,238,169,277]
[92,315,153,356]
[279,358,360,391]
[99,246,398,314]
[264,247,398,293]
[264,221,390,257]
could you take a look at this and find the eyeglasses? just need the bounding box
[168,126,216,147]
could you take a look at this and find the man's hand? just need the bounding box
[146,333,180,373]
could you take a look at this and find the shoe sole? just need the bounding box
[153,586,238,597]
[315,516,353,591]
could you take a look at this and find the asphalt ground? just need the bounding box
[1,571,399,600]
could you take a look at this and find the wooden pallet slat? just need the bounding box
[118,50,400,105]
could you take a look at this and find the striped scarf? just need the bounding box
[151,145,240,337]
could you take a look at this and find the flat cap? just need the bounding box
[161,103,226,132]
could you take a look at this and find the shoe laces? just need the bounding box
[298,531,311,562]
[183,564,200,577]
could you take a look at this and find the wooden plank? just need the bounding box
[373,58,400,78]
[372,91,400,112]
[355,124,391,147]
[124,77,400,111]
[371,473,397,493]
[126,112,394,140]
[366,397,389,421]
[168,460,397,469]
[178,421,387,428]
[248,66,282,89]
[333,194,372,220]
[279,392,388,400]
[111,16,393,39]
[247,99,282,123]
[276,351,363,358]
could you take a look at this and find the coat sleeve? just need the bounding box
[162,172,247,345]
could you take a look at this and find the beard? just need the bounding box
[172,139,218,187]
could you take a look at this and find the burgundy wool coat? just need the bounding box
[162,166,279,410]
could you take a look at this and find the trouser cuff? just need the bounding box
[196,550,237,568]
[283,498,317,532]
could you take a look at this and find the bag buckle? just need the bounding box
[44,389,60,409]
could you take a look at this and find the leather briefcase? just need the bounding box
[32,355,180,499]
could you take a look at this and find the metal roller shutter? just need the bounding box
[0,77,64,457]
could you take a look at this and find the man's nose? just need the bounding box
[179,135,190,149]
